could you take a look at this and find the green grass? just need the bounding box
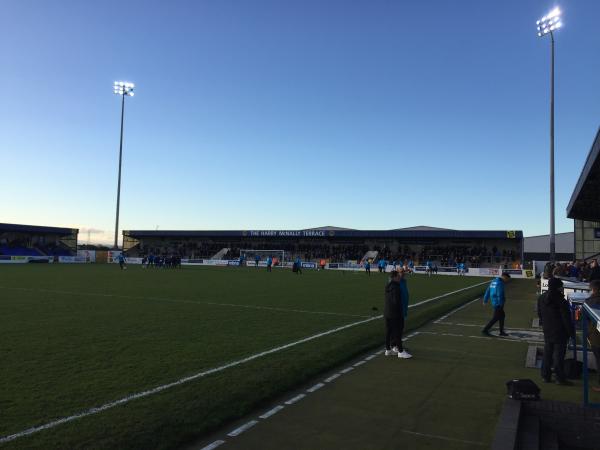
[0,265,488,449]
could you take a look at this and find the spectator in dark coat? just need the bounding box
[585,280,600,392]
[384,270,412,359]
[537,277,575,385]
[588,260,600,282]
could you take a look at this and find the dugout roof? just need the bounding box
[567,127,600,221]
[0,223,78,236]
[124,228,522,240]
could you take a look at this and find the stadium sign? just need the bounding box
[243,230,330,238]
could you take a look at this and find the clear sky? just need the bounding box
[1,0,599,245]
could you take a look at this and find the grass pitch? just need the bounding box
[0,265,487,449]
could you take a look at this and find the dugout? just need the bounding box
[0,223,78,257]
[567,126,600,260]
[123,226,523,266]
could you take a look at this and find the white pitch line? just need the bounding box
[433,297,482,323]
[227,420,258,437]
[0,285,485,444]
[0,285,369,319]
[408,281,487,310]
[259,405,284,419]
[397,429,486,447]
[200,440,226,450]
[324,373,342,383]
[364,354,377,361]
[284,394,306,405]
[306,382,325,393]
[0,315,380,444]
[353,360,367,367]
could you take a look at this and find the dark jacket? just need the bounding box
[384,280,404,320]
[585,293,600,347]
[588,266,600,282]
[537,289,573,343]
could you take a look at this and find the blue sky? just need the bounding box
[1,0,599,244]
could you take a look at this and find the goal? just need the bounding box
[240,249,286,265]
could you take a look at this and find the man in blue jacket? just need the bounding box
[482,273,511,336]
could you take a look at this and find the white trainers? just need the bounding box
[384,349,394,356]
[398,350,413,359]
[392,346,399,353]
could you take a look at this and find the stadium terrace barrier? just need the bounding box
[0,255,54,264]
[58,256,90,264]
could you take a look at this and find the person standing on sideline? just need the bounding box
[585,280,600,391]
[266,255,273,272]
[365,259,371,276]
[537,277,574,385]
[384,270,412,359]
[482,273,511,336]
[117,253,127,270]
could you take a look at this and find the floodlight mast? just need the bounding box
[536,8,562,263]
[112,81,135,250]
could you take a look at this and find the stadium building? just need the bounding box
[123,226,523,266]
[0,223,78,258]
[568,127,600,260]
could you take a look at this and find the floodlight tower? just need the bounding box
[536,7,562,262]
[112,81,135,250]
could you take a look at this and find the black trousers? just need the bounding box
[385,318,404,351]
[541,339,567,382]
[484,306,505,332]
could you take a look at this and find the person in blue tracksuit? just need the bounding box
[266,256,273,272]
[365,259,371,276]
[482,273,511,336]
[117,253,126,270]
[378,258,386,273]
[425,259,433,276]
[255,254,260,267]
[295,256,303,274]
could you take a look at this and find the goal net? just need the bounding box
[240,249,286,266]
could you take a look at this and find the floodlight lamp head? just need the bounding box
[536,7,562,37]
[113,81,135,96]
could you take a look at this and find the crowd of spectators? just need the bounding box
[132,239,521,267]
[545,259,600,282]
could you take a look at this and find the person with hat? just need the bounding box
[537,277,575,385]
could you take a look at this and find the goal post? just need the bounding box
[239,249,286,265]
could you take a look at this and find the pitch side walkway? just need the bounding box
[188,279,600,450]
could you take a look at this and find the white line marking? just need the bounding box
[0,284,484,444]
[408,282,487,310]
[306,383,325,393]
[364,354,377,361]
[420,330,535,344]
[0,315,379,444]
[324,373,341,383]
[259,405,284,419]
[353,360,367,367]
[284,394,306,405]
[200,440,226,450]
[0,286,369,319]
[433,297,482,322]
[397,429,486,446]
[227,420,258,437]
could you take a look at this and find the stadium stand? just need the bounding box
[0,223,78,257]
[122,226,523,267]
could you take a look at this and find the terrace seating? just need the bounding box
[0,246,43,256]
